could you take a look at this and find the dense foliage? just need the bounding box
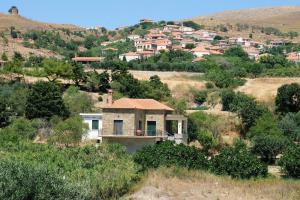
[275,83,300,114]
[25,81,69,119]
[0,160,88,200]
[211,141,268,179]
[134,141,209,171]
[278,145,300,178]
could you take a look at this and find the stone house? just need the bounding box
[101,90,188,151]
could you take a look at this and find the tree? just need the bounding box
[0,96,12,128]
[224,46,249,60]
[51,116,88,146]
[247,112,282,138]
[211,140,268,179]
[252,135,289,163]
[13,51,24,61]
[43,59,74,82]
[278,112,300,142]
[64,86,93,115]
[1,52,8,61]
[71,62,86,86]
[183,21,203,30]
[278,145,300,178]
[275,83,300,113]
[25,81,69,119]
[98,70,110,93]
[84,35,97,49]
[185,43,196,49]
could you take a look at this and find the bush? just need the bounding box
[0,159,88,200]
[278,112,300,142]
[51,116,88,146]
[278,145,300,178]
[196,130,219,154]
[211,141,268,179]
[64,86,93,115]
[247,112,282,138]
[252,135,289,163]
[275,83,300,114]
[194,90,208,105]
[0,118,40,141]
[134,141,209,171]
[0,142,139,200]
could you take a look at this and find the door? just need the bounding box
[147,121,156,136]
[114,120,123,135]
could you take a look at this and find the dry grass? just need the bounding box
[236,77,300,104]
[191,6,300,42]
[126,167,300,200]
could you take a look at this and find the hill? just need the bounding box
[0,13,81,31]
[192,6,300,32]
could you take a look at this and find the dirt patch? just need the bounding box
[127,168,300,200]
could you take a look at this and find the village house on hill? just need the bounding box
[80,90,188,152]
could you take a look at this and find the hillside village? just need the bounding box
[0,5,299,200]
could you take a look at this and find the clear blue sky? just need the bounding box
[1,0,300,29]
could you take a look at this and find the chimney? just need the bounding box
[107,89,113,106]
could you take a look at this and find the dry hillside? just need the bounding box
[0,13,81,32]
[191,6,300,41]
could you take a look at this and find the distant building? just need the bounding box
[287,52,300,63]
[140,19,154,24]
[72,57,104,64]
[127,35,140,40]
[119,52,141,62]
[8,6,19,15]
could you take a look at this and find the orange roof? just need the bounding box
[103,98,174,111]
[72,57,104,62]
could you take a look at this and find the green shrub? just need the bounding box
[134,141,209,171]
[278,112,300,142]
[197,130,219,153]
[0,142,139,200]
[252,135,289,163]
[278,145,300,178]
[211,141,268,179]
[205,82,215,89]
[98,96,103,102]
[194,90,208,104]
[0,159,89,200]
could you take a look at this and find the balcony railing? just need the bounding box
[111,129,164,137]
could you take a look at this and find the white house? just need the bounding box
[119,52,141,62]
[80,113,102,140]
[128,35,140,40]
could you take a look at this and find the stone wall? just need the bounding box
[102,109,136,136]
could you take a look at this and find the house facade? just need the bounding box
[100,90,188,151]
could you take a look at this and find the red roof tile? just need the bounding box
[102,98,174,111]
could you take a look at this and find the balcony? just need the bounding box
[101,129,167,139]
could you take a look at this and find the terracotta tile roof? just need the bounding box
[72,57,104,62]
[103,98,174,111]
[287,52,300,61]
[121,52,140,56]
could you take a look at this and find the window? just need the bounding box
[92,120,99,130]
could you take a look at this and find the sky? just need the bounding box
[1,0,300,29]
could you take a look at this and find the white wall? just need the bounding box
[80,114,102,140]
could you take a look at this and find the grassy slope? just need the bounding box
[127,167,300,200]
